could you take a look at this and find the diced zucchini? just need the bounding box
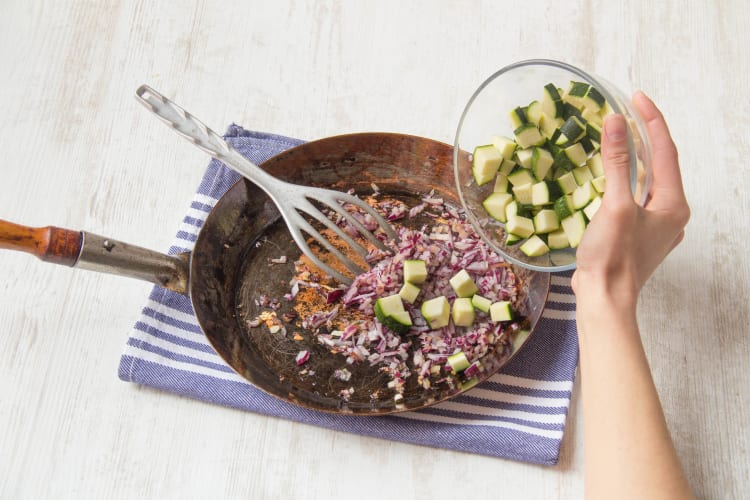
[499,158,517,176]
[586,121,602,143]
[562,101,584,120]
[554,194,575,220]
[552,148,574,171]
[472,144,503,186]
[565,81,590,108]
[447,351,470,372]
[388,311,412,329]
[505,232,523,245]
[556,172,578,194]
[599,100,614,118]
[515,148,534,169]
[531,181,561,206]
[587,153,604,177]
[549,128,562,145]
[544,83,562,101]
[452,297,475,327]
[591,175,606,194]
[583,196,603,221]
[520,234,550,257]
[489,301,513,322]
[582,108,603,128]
[579,137,597,154]
[398,281,421,304]
[564,143,588,167]
[482,192,513,222]
[505,200,518,220]
[507,168,535,186]
[533,209,560,234]
[493,174,509,193]
[513,123,545,149]
[556,116,586,146]
[561,211,587,248]
[547,228,570,250]
[471,294,492,313]
[421,296,450,329]
[449,269,479,298]
[531,181,549,206]
[572,181,597,209]
[582,86,605,112]
[506,214,535,238]
[403,259,427,284]
[532,147,554,180]
[509,106,528,129]
[538,113,560,139]
[491,135,517,160]
[512,183,534,205]
[572,165,594,186]
[542,83,564,119]
[375,295,405,318]
[526,100,543,125]
[374,295,412,334]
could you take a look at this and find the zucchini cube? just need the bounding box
[511,183,534,205]
[471,294,492,313]
[513,123,545,149]
[490,301,513,322]
[452,298,475,327]
[472,144,503,186]
[520,234,550,257]
[398,281,421,304]
[491,135,517,160]
[421,296,450,329]
[533,209,560,234]
[506,214,535,239]
[403,259,427,284]
[449,269,479,298]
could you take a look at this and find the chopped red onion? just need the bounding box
[295,350,310,366]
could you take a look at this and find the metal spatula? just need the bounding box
[135,85,397,284]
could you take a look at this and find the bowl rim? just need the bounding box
[453,58,638,273]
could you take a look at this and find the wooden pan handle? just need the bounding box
[0,219,82,266]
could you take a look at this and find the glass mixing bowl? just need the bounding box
[454,59,652,272]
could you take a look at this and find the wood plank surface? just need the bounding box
[0,1,747,498]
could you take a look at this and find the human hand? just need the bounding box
[571,91,690,307]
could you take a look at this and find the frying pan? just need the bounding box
[0,132,550,415]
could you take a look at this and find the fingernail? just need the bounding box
[604,114,627,141]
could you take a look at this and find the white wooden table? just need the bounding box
[1,1,747,498]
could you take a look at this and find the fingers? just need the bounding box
[632,91,686,203]
[600,114,635,206]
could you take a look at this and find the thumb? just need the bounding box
[600,114,634,205]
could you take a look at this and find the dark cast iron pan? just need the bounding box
[0,132,550,415]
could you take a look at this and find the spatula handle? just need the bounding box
[0,219,82,266]
[134,85,278,195]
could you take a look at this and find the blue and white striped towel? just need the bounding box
[119,126,579,465]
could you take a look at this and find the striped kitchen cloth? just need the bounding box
[119,125,579,465]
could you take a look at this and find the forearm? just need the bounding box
[576,296,693,499]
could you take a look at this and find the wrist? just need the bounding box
[572,270,639,329]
